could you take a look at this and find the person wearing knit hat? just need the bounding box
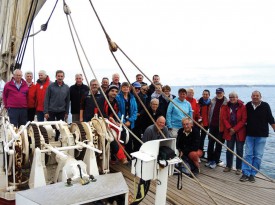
[103,84,128,164]
[106,85,119,95]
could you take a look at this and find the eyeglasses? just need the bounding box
[135,87,140,90]
[229,96,236,99]
[183,123,190,126]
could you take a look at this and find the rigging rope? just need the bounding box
[62,1,133,159]
[107,18,275,183]
[63,1,275,204]
[87,1,219,204]
[15,0,38,70]
[29,0,59,38]
[32,23,36,82]
[87,0,168,142]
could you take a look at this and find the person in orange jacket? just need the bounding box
[186,88,201,123]
[198,89,211,156]
[35,70,51,121]
[25,71,36,121]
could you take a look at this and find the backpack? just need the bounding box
[158,146,176,161]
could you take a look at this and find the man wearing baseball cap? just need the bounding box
[205,87,228,169]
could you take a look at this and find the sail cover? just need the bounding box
[0,0,46,81]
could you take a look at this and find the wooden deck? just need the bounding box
[110,162,275,205]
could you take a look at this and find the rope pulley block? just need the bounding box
[109,40,118,52]
[63,3,71,15]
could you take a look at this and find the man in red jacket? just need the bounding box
[3,69,28,127]
[35,70,51,121]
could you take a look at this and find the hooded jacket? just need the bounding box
[35,76,51,112]
[116,92,137,129]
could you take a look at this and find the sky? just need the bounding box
[21,0,275,86]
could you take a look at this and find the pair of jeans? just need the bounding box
[226,134,244,170]
[72,114,80,122]
[242,136,267,176]
[207,126,225,163]
[8,108,27,128]
[27,108,36,121]
[36,111,45,122]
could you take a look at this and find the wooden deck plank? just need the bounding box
[200,166,275,204]
[110,161,275,205]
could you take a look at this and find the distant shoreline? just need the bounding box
[171,85,275,87]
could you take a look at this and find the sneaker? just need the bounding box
[218,160,224,166]
[223,167,231,172]
[205,161,211,167]
[239,174,249,182]
[236,169,242,175]
[193,167,200,176]
[209,161,217,169]
[249,175,255,183]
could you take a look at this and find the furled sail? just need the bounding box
[0,0,46,82]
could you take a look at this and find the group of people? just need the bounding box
[3,69,275,182]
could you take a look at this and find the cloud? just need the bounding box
[21,0,275,86]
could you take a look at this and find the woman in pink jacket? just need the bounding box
[222,91,247,175]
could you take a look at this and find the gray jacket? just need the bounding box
[142,124,170,142]
[44,81,70,114]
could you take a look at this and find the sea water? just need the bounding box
[171,85,275,179]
